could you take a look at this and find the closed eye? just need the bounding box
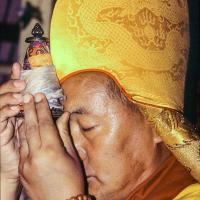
[81,126,95,132]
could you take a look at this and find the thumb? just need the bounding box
[56,111,70,135]
[56,112,77,158]
[11,62,21,80]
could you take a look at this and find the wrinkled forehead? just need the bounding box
[60,72,112,109]
[61,71,109,93]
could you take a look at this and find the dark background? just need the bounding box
[184,0,200,127]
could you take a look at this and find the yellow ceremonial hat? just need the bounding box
[50,0,189,112]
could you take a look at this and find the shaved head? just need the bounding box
[62,71,140,113]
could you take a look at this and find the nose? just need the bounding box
[76,146,87,162]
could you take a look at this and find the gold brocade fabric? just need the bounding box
[50,0,200,182]
[51,0,189,111]
[138,105,200,182]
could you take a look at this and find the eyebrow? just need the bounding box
[73,107,88,114]
[65,107,89,115]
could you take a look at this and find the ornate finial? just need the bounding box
[25,23,49,43]
[32,23,44,38]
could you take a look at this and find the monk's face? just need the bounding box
[61,72,159,200]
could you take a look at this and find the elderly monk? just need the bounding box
[1,0,200,200]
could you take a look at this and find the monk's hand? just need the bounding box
[18,93,84,200]
[0,63,25,200]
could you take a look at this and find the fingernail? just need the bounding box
[10,106,19,111]
[12,62,19,70]
[17,118,24,127]
[35,94,42,103]
[23,94,32,103]
[14,80,25,88]
[17,118,23,123]
[13,93,22,100]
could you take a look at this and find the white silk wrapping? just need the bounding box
[21,66,64,111]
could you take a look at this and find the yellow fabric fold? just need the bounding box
[173,184,200,200]
[138,105,200,182]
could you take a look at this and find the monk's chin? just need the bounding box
[88,179,121,200]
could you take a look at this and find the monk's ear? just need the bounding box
[151,125,163,144]
[153,134,162,144]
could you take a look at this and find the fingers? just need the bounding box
[56,112,76,156]
[0,79,26,95]
[35,93,54,124]
[16,118,24,129]
[19,93,63,155]
[35,93,61,146]
[0,93,23,109]
[15,118,24,146]
[56,111,70,135]
[0,63,24,95]
[0,106,20,129]
[18,120,29,162]
[10,62,21,80]
[23,94,41,152]
[0,118,15,146]
[0,63,25,135]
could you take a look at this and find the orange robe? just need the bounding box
[126,155,197,200]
